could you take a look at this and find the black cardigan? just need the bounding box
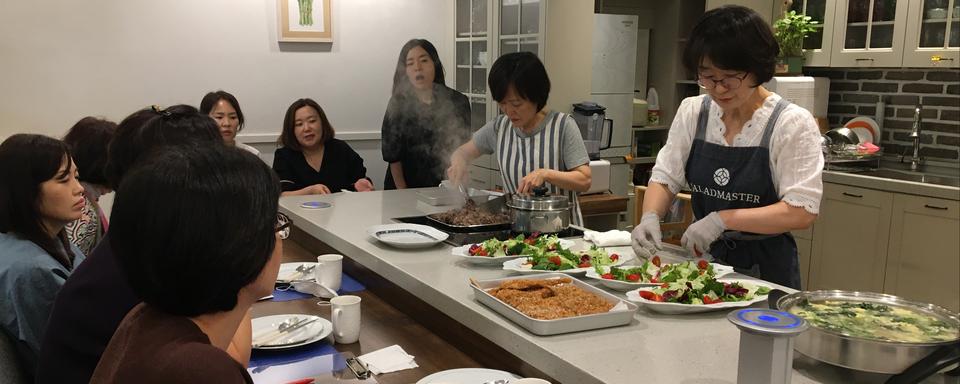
[272,138,369,192]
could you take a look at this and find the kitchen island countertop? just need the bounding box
[280,189,953,384]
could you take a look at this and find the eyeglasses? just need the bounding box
[697,72,750,90]
[276,212,291,240]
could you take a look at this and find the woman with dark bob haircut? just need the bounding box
[199,90,260,156]
[631,5,823,289]
[447,52,591,225]
[0,134,85,377]
[36,105,232,384]
[381,39,471,189]
[89,144,283,383]
[62,117,117,256]
[274,98,373,195]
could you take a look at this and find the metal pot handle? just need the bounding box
[885,343,960,383]
[601,118,613,150]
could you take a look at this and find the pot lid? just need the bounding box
[507,187,570,211]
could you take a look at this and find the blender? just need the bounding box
[572,102,613,160]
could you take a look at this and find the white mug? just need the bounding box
[331,295,361,344]
[315,254,343,292]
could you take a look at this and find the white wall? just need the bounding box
[0,0,455,189]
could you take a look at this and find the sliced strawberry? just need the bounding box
[651,255,661,267]
[610,253,619,261]
[578,261,591,268]
[697,259,709,270]
[549,256,563,266]
[601,273,614,279]
[626,274,641,282]
[638,291,662,302]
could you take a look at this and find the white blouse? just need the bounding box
[649,93,824,214]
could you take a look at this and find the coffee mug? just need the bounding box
[331,295,361,344]
[315,254,343,292]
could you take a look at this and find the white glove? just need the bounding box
[681,212,726,257]
[631,212,662,259]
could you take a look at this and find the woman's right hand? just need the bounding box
[446,157,468,185]
[631,212,663,259]
[306,184,331,195]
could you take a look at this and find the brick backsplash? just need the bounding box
[803,68,960,164]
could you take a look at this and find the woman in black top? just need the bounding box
[381,39,470,189]
[274,98,373,195]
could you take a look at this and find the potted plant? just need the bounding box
[774,10,819,74]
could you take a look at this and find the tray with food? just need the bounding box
[585,256,734,292]
[501,244,628,275]
[470,273,637,335]
[426,198,511,231]
[450,234,575,265]
[625,276,772,314]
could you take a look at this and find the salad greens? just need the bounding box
[467,234,562,257]
[632,258,770,305]
[596,257,715,284]
[525,244,618,271]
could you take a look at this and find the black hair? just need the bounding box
[110,144,280,316]
[62,116,117,186]
[488,52,550,111]
[683,5,779,86]
[278,98,335,151]
[390,39,446,98]
[105,105,222,189]
[0,134,78,268]
[199,90,246,131]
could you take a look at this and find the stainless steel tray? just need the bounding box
[471,273,637,335]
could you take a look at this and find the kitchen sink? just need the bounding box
[847,168,960,188]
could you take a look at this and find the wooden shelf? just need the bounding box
[632,125,670,131]
[624,155,657,165]
[456,65,488,69]
[846,21,895,27]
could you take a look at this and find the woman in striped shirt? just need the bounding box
[447,52,591,225]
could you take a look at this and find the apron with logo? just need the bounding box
[683,96,801,289]
[495,113,584,226]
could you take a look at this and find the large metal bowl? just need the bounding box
[776,290,960,374]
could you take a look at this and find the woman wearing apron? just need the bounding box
[631,6,823,289]
[447,52,591,226]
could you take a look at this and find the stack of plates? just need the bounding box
[844,117,879,144]
[251,314,332,350]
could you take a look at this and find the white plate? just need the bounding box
[251,314,332,350]
[502,252,627,275]
[415,368,521,384]
[277,262,317,283]
[624,279,771,314]
[450,238,576,266]
[850,127,874,144]
[585,263,735,292]
[367,224,448,249]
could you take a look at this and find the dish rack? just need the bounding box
[824,145,882,171]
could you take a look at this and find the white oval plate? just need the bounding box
[624,279,771,315]
[585,263,735,292]
[367,224,448,249]
[416,368,521,384]
[277,262,318,283]
[502,253,627,275]
[450,238,576,265]
[251,314,332,350]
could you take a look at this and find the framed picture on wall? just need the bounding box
[278,0,332,42]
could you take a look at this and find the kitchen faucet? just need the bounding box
[909,105,923,171]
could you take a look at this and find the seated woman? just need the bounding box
[381,39,471,189]
[62,117,117,256]
[199,90,261,156]
[273,98,374,195]
[90,144,282,383]
[447,52,591,225]
[0,134,86,377]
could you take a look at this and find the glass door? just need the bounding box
[455,0,490,131]
[789,0,836,66]
[499,0,542,59]
[902,0,960,67]
[831,0,910,66]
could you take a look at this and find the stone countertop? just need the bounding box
[822,170,960,201]
[279,188,952,384]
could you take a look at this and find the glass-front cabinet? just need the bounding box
[831,0,911,66]
[902,0,960,66]
[455,0,545,184]
[790,0,838,66]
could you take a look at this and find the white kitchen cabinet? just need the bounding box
[792,225,815,289]
[830,0,911,67]
[902,0,960,67]
[788,0,840,66]
[883,194,960,312]
[809,183,893,292]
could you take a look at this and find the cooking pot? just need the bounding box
[506,186,570,234]
[776,290,960,379]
